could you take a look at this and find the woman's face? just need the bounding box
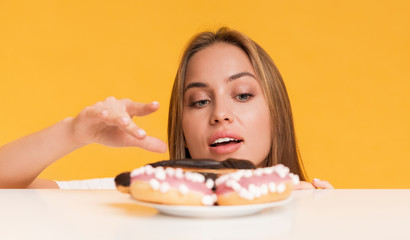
[182,42,272,166]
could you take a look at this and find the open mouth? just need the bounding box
[210,137,243,147]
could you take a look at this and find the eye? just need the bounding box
[190,99,210,108]
[236,93,254,102]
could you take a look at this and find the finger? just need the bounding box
[105,114,147,139]
[294,181,316,190]
[122,120,147,139]
[87,105,145,139]
[312,178,334,189]
[82,106,108,123]
[125,100,160,117]
[130,136,168,153]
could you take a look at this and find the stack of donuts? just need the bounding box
[115,159,299,206]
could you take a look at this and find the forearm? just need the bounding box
[0,117,86,188]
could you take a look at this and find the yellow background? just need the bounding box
[0,0,409,188]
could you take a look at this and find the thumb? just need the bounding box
[125,136,168,153]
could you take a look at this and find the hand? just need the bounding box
[69,97,167,153]
[294,178,334,190]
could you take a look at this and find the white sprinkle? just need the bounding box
[201,195,215,206]
[226,180,235,188]
[187,173,200,182]
[232,174,242,182]
[248,184,257,193]
[277,183,286,194]
[206,179,214,189]
[178,184,188,195]
[236,170,245,178]
[155,169,166,180]
[130,168,142,177]
[175,168,184,179]
[165,168,175,177]
[145,165,154,175]
[263,167,274,175]
[149,178,160,190]
[276,169,287,178]
[239,188,253,200]
[244,170,253,178]
[192,173,205,183]
[290,173,300,185]
[247,184,261,198]
[230,181,242,192]
[212,194,217,202]
[268,182,277,192]
[254,168,264,176]
[159,182,170,193]
[275,165,290,178]
[215,175,228,185]
[261,184,268,195]
[185,171,194,181]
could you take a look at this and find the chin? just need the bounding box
[214,153,250,161]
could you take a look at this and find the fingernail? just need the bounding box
[138,129,146,137]
[101,110,108,117]
[151,101,159,107]
[313,178,320,182]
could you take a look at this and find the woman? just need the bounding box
[0,27,332,189]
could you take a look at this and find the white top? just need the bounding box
[1,189,409,240]
[55,177,116,189]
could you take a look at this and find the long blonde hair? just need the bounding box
[168,27,307,181]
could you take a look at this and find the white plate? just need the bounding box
[132,196,292,218]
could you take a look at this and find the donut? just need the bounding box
[149,158,256,175]
[129,165,217,206]
[115,158,255,206]
[115,171,131,194]
[215,164,300,205]
[114,158,256,193]
[115,159,299,206]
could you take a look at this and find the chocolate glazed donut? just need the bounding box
[149,158,256,170]
[115,158,255,192]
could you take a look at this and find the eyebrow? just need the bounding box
[184,72,256,92]
[228,72,256,81]
[184,82,208,93]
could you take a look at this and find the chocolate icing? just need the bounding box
[149,158,256,170]
[114,158,256,187]
[114,171,131,187]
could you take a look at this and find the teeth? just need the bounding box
[212,137,239,145]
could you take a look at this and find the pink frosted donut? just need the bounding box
[215,164,300,205]
[115,160,300,206]
[129,165,217,206]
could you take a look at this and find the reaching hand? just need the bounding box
[295,179,334,190]
[69,97,167,153]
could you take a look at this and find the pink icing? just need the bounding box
[131,174,213,195]
[215,172,291,195]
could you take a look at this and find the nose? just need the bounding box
[210,103,234,125]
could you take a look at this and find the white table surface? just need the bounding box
[0,189,409,240]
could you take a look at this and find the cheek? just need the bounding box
[244,103,272,164]
[182,114,192,141]
[182,110,205,148]
[253,113,271,145]
[244,102,271,134]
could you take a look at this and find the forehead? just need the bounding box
[184,42,256,85]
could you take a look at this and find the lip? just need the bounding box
[208,131,243,145]
[208,131,243,155]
